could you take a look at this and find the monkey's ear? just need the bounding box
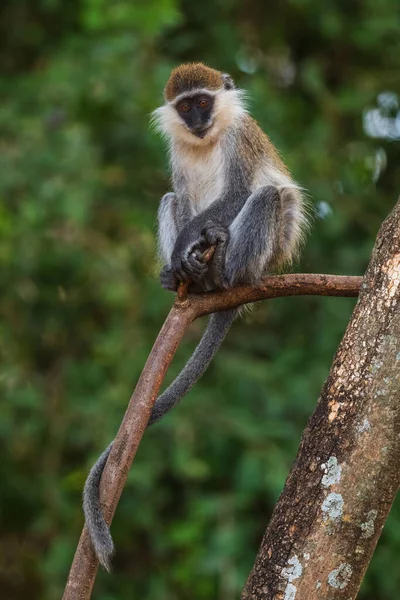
[222,73,235,90]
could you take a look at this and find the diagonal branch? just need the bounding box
[62,273,362,600]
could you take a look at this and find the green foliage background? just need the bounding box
[1,1,400,598]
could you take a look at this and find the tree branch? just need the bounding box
[62,273,361,600]
[188,274,362,317]
[242,198,400,600]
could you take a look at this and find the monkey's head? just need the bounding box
[152,63,246,146]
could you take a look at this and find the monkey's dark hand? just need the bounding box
[202,220,230,247]
[160,265,179,291]
[171,237,209,283]
[202,221,230,288]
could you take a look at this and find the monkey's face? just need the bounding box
[174,93,215,139]
[152,87,246,148]
[151,64,246,147]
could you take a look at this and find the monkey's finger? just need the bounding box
[177,272,189,283]
[192,248,204,260]
[184,254,208,276]
[189,252,208,268]
[182,266,206,282]
[181,267,206,284]
[171,257,190,282]
[172,266,189,282]
[205,228,228,247]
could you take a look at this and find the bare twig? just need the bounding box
[63,273,361,600]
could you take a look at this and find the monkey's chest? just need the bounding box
[183,151,225,214]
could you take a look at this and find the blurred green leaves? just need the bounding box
[82,0,182,34]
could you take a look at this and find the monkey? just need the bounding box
[83,62,309,571]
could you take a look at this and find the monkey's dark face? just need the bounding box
[175,94,215,138]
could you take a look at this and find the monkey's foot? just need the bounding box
[202,221,230,246]
[160,265,179,291]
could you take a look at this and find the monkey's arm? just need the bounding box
[223,185,283,284]
[157,192,179,263]
[158,191,204,288]
[170,187,249,283]
[172,185,285,287]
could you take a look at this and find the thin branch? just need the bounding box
[188,274,362,317]
[63,273,361,600]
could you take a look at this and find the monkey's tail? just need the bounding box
[148,308,237,425]
[83,443,114,571]
[83,308,237,571]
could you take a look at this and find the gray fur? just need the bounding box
[224,186,282,284]
[222,73,235,90]
[83,77,308,571]
[82,443,114,571]
[82,310,236,570]
[149,309,236,424]
[157,193,178,263]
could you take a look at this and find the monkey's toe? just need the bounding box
[202,221,229,246]
[160,266,179,291]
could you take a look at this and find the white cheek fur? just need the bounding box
[151,89,247,148]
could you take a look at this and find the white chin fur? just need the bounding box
[151,89,247,147]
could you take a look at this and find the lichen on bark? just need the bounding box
[242,198,400,600]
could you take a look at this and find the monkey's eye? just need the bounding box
[178,102,191,113]
[197,97,209,109]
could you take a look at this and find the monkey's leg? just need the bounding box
[201,221,230,289]
[223,185,282,285]
[159,193,207,289]
[157,192,179,264]
[158,193,181,291]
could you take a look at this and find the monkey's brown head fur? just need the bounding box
[164,63,231,102]
[152,62,243,147]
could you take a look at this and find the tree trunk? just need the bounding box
[242,198,400,600]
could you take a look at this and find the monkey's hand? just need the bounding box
[202,220,230,247]
[171,237,208,283]
[202,221,230,288]
[160,265,179,291]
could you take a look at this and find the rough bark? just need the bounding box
[63,274,361,600]
[242,199,400,600]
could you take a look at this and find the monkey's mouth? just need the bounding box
[192,125,212,139]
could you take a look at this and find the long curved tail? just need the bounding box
[83,309,237,570]
[148,309,237,425]
[83,443,114,571]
